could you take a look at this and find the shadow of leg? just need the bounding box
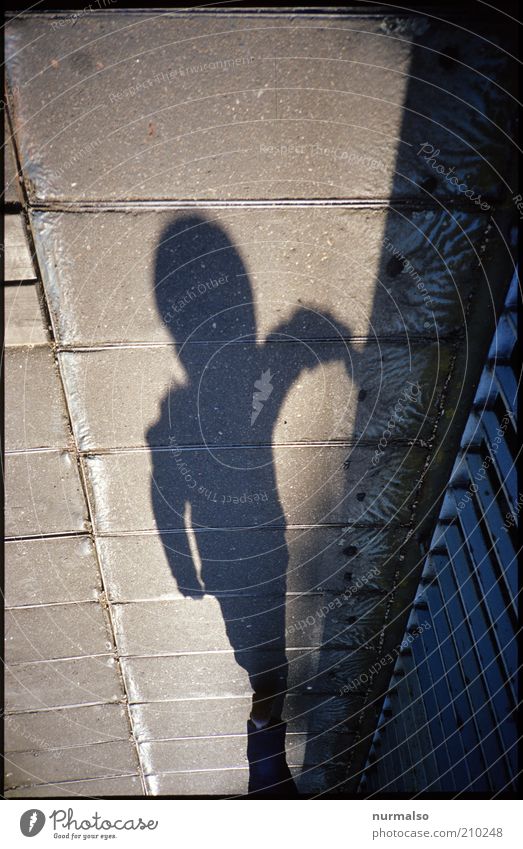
[216,593,298,797]
[246,716,299,798]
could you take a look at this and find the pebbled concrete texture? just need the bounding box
[5,451,89,537]
[4,285,48,345]
[59,341,448,449]
[5,537,102,606]
[4,704,131,752]
[4,741,140,792]
[4,216,36,280]
[83,444,425,531]
[96,525,405,599]
[5,656,125,713]
[5,603,114,664]
[5,346,71,450]
[4,6,517,798]
[31,207,487,345]
[4,775,143,799]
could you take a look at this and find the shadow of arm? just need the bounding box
[267,306,360,376]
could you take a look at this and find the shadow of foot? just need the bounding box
[246,719,299,798]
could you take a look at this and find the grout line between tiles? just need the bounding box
[28,197,496,212]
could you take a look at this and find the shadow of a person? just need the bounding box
[147,215,357,797]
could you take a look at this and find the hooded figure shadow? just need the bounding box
[147,215,357,796]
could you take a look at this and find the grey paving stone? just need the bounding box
[146,763,346,795]
[5,451,88,537]
[4,741,140,790]
[31,208,486,346]
[141,736,249,774]
[5,346,71,451]
[5,536,101,607]
[60,341,447,451]
[5,774,143,798]
[121,648,376,702]
[4,215,35,280]
[96,525,404,600]
[112,594,385,657]
[4,704,131,752]
[140,731,352,775]
[146,768,248,796]
[6,14,515,201]
[4,285,48,346]
[5,656,123,712]
[130,693,360,741]
[84,444,424,533]
[5,603,114,664]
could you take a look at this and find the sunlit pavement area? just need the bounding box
[3,5,517,797]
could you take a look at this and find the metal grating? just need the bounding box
[359,272,519,795]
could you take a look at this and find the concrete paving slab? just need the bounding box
[140,731,353,775]
[142,736,246,774]
[6,14,514,201]
[121,649,375,702]
[5,704,131,752]
[5,656,124,712]
[31,208,486,345]
[5,450,88,537]
[146,767,247,796]
[4,215,35,280]
[5,346,71,451]
[146,763,346,795]
[4,284,48,346]
[5,603,113,664]
[5,536,101,607]
[96,526,404,600]
[5,775,143,798]
[130,693,360,741]
[60,341,447,450]
[84,444,424,533]
[4,741,140,790]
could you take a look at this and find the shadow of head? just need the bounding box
[154,215,257,353]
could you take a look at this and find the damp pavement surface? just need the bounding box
[3,7,517,797]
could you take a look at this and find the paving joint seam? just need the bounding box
[27,197,495,212]
[4,701,127,716]
[90,522,411,535]
[55,335,453,349]
[5,738,134,756]
[5,772,142,793]
[80,439,426,453]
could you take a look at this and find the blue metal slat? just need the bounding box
[410,616,471,789]
[425,583,488,790]
[480,411,518,514]
[492,365,518,415]
[428,573,504,789]
[444,523,518,760]
[461,455,518,618]
[452,491,514,677]
[407,653,452,785]
[402,656,443,791]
